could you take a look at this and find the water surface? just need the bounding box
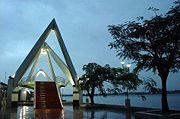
[63,94,180,110]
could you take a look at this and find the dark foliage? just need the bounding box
[108,2,180,112]
[79,63,113,104]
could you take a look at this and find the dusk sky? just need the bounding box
[0,0,179,93]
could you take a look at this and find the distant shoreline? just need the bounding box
[62,90,180,96]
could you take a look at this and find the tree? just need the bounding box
[143,78,160,94]
[108,2,180,112]
[79,63,112,105]
[110,67,142,99]
[111,67,146,107]
[121,70,142,100]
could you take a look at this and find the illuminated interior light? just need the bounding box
[70,80,75,86]
[41,48,47,54]
[36,70,46,78]
[23,90,26,94]
[39,70,46,77]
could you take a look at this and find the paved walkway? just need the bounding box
[0,104,135,119]
[80,103,157,112]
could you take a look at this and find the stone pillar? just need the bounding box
[73,82,83,106]
[6,78,14,108]
[73,86,79,106]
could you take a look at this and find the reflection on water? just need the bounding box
[82,109,133,119]
[0,105,134,119]
[17,106,34,119]
[0,106,17,119]
[35,109,64,119]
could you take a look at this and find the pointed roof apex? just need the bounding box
[50,18,57,30]
[52,18,56,22]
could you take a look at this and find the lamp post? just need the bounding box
[126,64,131,74]
[120,61,125,68]
[120,61,131,107]
[126,64,131,69]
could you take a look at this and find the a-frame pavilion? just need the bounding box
[6,18,82,108]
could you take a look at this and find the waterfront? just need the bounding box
[64,94,180,110]
[0,94,179,119]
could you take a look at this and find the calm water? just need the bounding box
[63,94,180,110]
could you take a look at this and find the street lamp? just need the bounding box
[120,61,125,65]
[120,61,125,68]
[126,64,131,72]
[120,61,131,107]
[126,64,131,68]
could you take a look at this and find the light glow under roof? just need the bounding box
[41,48,47,55]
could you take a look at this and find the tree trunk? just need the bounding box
[90,95,94,105]
[90,85,95,105]
[161,78,169,113]
[158,64,170,113]
[127,88,129,99]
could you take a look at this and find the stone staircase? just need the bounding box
[35,81,62,109]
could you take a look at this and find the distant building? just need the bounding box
[0,81,7,90]
[0,82,7,107]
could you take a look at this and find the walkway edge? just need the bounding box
[80,103,180,112]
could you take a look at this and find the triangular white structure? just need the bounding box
[14,18,77,86]
[7,18,82,107]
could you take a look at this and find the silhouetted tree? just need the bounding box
[143,78,160,94]
[110,67,142,99]
[108,2,180,112]
[79,63,113,105]
[121,70,142,100]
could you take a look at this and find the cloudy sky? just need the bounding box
[0,0,179,93]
